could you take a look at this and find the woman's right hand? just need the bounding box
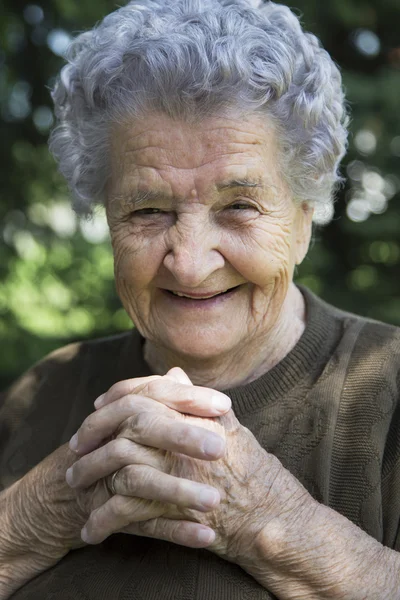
[65,368,230,549]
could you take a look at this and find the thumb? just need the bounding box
[165,367,193,386]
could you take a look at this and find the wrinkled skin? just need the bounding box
[127,410,290,563]
[64,369,312,568]
[106,109,313,390]
[100,409,282,561]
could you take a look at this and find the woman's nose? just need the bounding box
[162,222,225,288]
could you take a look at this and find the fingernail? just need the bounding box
[211,394,231,413]
[199,488,219,508]
[81,527,91,543]
[69,433,79,452]
[94,394,105,409]
[203,435,224,457]
[197,528,215,545]
[65,467,74,487]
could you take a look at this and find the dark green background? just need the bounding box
[1,0,399,391]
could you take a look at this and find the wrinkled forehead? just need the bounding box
[108,110,284,199]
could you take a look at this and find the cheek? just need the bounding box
[226,220,294,285]
[111,225,166,288]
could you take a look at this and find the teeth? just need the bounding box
[171,290,227,299]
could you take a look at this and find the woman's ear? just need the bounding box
[294,201,314,266]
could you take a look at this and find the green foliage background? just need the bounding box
[1,0,400,391]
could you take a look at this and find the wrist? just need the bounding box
[0,480,69,600]
[248,502,400,600]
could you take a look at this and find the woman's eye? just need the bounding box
[227,202,257,211]
[132,208,163,216]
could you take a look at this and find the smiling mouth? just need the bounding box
[165,285,241,300]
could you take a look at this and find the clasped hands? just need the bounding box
[65,367,313,565]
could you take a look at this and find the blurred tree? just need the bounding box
[0,0,399,390]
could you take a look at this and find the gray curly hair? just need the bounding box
[49,0,349,218]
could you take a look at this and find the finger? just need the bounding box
[131,378,231,417]
[70,394,176,455]
[94,375,163,409]
[107,464,220,512]
[94,370,193,410]
[122,518,216,548]
[95,376,231,417]
[121,412,225,459]
[66,437,163,489]
[81,495,165,544]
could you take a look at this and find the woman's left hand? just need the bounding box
[67,368,315,565]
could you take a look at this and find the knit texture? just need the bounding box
[1,286,399,599]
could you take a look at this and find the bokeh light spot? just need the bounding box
[362,171,384,193]
[346,198,370,222]
[383,176,399,199]
[47,202,77,238]
[353,29,380,57]
[79,209,109,244]
[8,81,32,120]
[347,160,365,181]
[33,106,54,132]
[47,29,72,56]
[369,241,399,265]
[354,129,376,155]
[23,5,44,25]
[348,265,378,291]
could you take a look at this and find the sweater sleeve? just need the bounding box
[382,369,400,550]
[0,342,89,492]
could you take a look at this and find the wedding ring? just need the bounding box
[110,469,121,495]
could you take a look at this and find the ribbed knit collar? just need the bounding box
[224,286,345,417]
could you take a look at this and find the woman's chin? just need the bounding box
[155,328,239,362]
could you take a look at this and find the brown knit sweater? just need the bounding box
[1,286,399,599]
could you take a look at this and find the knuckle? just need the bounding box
[141,378,161,397]
[108,380,128,397]
[175,422,200,447]
[121,394,139,411]
[109,438,133,461]
[88,508,102,530]
[169,521,186,544]
[128,412,152,440]
[137,519,159,537]
[120,465,139,492]
[80,414,97,437]
[173,477,190,500]
[129,464,152,491]
[180,389,198,411]
[112,494,132,517]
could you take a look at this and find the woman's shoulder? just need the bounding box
[301,284,400,354]
[2,328,145,399]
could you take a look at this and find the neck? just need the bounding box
[144,284,307,390]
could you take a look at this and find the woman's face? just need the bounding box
[106,110,313,361]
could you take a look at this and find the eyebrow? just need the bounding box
[215,178,264,192]
[117,178,264,209]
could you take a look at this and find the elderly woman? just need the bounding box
[1,0,399,598]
